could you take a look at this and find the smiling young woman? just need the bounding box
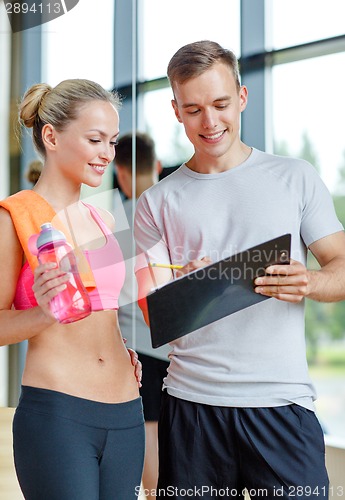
[0,79,145,500]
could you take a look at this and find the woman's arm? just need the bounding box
[0,208,58,346]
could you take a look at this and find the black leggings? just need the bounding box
[13,386,145,500]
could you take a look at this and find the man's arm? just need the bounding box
[254,231,345,303]
[136,266,172,326]
[136,258,212,325]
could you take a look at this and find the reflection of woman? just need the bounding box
[0,79,145,499]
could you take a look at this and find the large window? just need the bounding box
[40,0,116,205]
[272,53,345,194]
[138,0,240,81]
[139,0,240,167]
[271,0,345,49]
[141,88,193,167]
[2,0,345,441]
[0,2,11,405]
[41,0,114,89]
[272,51,345,441]
[138,1,345,439]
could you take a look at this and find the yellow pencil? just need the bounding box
[149,263,183,270]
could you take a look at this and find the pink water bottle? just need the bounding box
[33,223,92,324]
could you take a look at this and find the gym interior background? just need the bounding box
[1,0,345,448]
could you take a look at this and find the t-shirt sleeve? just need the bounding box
[134,191,171,273]
[300,162,344,247]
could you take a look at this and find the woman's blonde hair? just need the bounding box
[18,79,121,157]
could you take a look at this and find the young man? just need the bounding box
[115,132,170,500]
[134,41,345,498]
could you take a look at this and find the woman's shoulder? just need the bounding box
[83,202,115,232]
[96,207,115,231]
[0,206,23,260]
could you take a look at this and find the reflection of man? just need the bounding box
[115,132,170,500]
[134,40,345,498]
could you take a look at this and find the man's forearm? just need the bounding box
[138,296,150,326]
[307,256,345,302]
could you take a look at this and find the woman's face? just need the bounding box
[51,100,119,187]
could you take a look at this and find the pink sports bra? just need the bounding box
[13,204,125,312]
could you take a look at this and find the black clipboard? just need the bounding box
[147,234,291,348]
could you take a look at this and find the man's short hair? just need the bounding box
[167,40,240,92]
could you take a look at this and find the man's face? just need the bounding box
[171,62,248,164]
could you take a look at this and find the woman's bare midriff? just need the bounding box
[21,310,140,403]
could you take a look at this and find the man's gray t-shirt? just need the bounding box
[134,149,343,410]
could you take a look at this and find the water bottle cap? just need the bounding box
[36,222,67,249]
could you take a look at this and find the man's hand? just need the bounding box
[175,256,212,278]
[254,259,309,303]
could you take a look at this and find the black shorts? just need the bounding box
[157,392,329,499]
[139,352,169,422]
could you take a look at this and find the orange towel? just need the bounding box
[0,190,96,290]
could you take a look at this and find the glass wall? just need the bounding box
[271,0,345,49]
[272,53,345,437]
[41,0,116,206]
[272,53,345,194]
[269,9,345,438]
[0,2,13,406]
[0,0,117,405]
[41,0,115,89]
[138,0,240,167]
[138,0,240,81]
[1,0,345,440]
[137,0,345,439]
